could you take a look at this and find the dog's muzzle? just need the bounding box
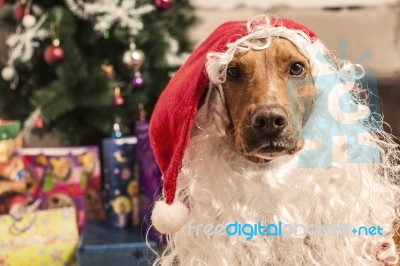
[251,105,288,135]
[244,105,296,157]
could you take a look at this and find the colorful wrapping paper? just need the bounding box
[0,207,79,266]
[102,137,140,228]
[134,120,161,237]
[0,120,26,215]
[20,147,105,231]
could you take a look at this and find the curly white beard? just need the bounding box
[152,92,400,266]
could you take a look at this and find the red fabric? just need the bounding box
[149,18,318,204]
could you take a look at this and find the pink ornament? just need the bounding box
[105,69,114,79]
[14,4,27,21]
[0,0,6,8]
[132,76,144,87]
[44,45,65,65]
[35,117,44,129]
[154,0,173,10]
[114,95,124,106]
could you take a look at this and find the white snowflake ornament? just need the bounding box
[64,0,154,35]
[5,35,18,47]
[22,15,37,28]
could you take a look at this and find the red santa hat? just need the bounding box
[149,17,318,234]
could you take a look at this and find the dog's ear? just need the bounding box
[193,84,230,137]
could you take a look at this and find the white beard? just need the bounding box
[153,125,400,265]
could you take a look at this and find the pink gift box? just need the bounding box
[20,146,105,231]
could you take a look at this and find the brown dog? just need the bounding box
[223,38,315,163]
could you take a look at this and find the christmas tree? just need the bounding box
[0,0,196,145]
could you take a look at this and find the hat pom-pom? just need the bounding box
[151,200,189,234]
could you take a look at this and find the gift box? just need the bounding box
[102,137,140,228]
[0,120,26,215]
[0,207,79,266]
[77,220,158,266]
[20,147,105,230]
[135,120,162,239]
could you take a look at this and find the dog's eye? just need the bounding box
[289,62,306,76]
[227,67,241,78]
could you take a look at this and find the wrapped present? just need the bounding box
[20,147,105,231]
[0,120,27,216]
[0,207,79,266]
[102,137,140,228]
[134,120,161,238]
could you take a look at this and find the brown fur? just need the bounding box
[222,38,316,163]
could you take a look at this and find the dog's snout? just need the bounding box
[251,106,288,135]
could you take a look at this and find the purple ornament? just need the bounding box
[132,76,144,87]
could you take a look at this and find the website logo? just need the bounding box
[188,219,384,241]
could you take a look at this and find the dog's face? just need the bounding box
[223,38,315,162]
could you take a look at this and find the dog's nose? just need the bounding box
[251,106,288,135]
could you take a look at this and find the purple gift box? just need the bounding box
[135,120,162,239]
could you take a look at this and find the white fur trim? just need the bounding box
[151,200,189,234]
